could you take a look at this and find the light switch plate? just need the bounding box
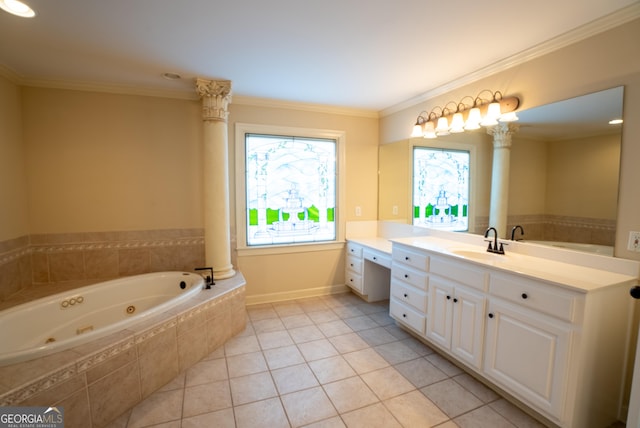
[628,231,640,252]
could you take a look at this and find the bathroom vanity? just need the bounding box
[345,238,392,302]
[385,235,638,428]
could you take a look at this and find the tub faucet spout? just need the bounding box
[484,227,505,255]
[195,267,215,289]
[511,225,525,241]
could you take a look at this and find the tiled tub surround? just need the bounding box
[0,273,246,428]
[0,229,205,304]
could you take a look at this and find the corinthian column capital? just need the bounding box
[196,78,232,122]
[487,122,519,149]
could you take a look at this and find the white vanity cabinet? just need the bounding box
[345,240,391,302]
[389,239,635,428]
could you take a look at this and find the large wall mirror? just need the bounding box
[379,86,624,256]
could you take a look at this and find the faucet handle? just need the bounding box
[484,240,494,251]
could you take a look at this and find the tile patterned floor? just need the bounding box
[106,292,552,428]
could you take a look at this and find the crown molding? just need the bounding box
[232,95,379,119]
[380,2,640,117]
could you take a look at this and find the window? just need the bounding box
[236,124,344,249]
[413,147,470,232]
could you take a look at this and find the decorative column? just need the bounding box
[487,123,518,238]
[196,78,235,279]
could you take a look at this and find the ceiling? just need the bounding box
[0,0,638,112]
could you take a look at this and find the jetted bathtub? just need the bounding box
[0,271,205,366]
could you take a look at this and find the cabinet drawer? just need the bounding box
[392,263,428,290]
[390,298,426,334]
[391,279,427,312]
[346,271,363,293]
[346,255,363,274]
[346,242,363,258]
[363,249,392,268]
[489,273,581,322]
[393,245,429,271]
[430,256,488,291]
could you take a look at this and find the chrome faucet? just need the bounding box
[511,225,525,241]
[484,227,505,254]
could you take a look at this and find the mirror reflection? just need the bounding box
[379,87,623,256]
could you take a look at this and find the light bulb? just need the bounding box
[436,117,450,135]
[0,0,36,17]
[464,108,482,130]
[423,122,437,139]
[449,113,465,133]
[411,123,424,138]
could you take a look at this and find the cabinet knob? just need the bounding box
[350,263,354,267]
[403,293,408,298]
[373,256,377,260]
[446,295,451,300]
[404,274,409,279]
[453,298,458,303]
[405,256,410,261]
[488,313,494,319]
[630,286,640,299]
[521,293,528,300]
[402,313,407,318]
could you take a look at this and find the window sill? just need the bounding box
[236,241,346,257]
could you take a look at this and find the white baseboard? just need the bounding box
[245,284,351,306]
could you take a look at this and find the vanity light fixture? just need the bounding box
[0,0,36,17]
[411,90,520,139]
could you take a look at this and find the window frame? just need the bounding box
[410,139,477,234]
[235,123,346,255]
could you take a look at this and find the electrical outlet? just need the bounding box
[355,206,362,217]
[628,231,640,252]
[392,205,398,215]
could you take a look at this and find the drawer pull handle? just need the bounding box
[403,293,408,298]
[521,293,528,299]
[402,313,407,318]
[405,256,410,261]
[373,256,377,260]
[404,274,409,278]
[488,313,494,319]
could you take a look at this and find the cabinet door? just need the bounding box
[451,286,485,369]
[426,277,453,349]
[484,299,570,420]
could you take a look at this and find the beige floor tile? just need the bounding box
[323,376,379,413]
[158,371,186,392]
[281,313,314,329]
[357,326,397,346]
[264,344,306,370]
[296,298,330,313]
[368,311,395,327]
[308,355,357,384]
[258,330,295,350]
[271,363,319,394]
[394,357,448,388]
[253,317,287,333]
[383,324,412,340]
[342,348,389,374]
[247,305,278,321]
[281,386,337,427]
[302,416,346,428]
[426,353,464,377]
[234,397,291,428]
[316,320,353,337]
[298,338,339,361]
[185,358,228,387]
[182,380,232,418]
[489,399,547,428]
[328,332,370,354]
[373,341,420,364]
[399,337,435,356]
[289,325,326,344]
[181,407,235,428]
[308,309,340,323]
[227,351,268,378]
[229,372,278,405]
[383,390,449,427]
[127,389,183,428]
[273,301,305,317]
[360,366,415,400]
[421,379,483,418]
[453,373,500,403]
[331,305,366,319]
[341,402,401,428]
[224,334,261,356]
[454,405,516,428]
[343,315,380,331]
